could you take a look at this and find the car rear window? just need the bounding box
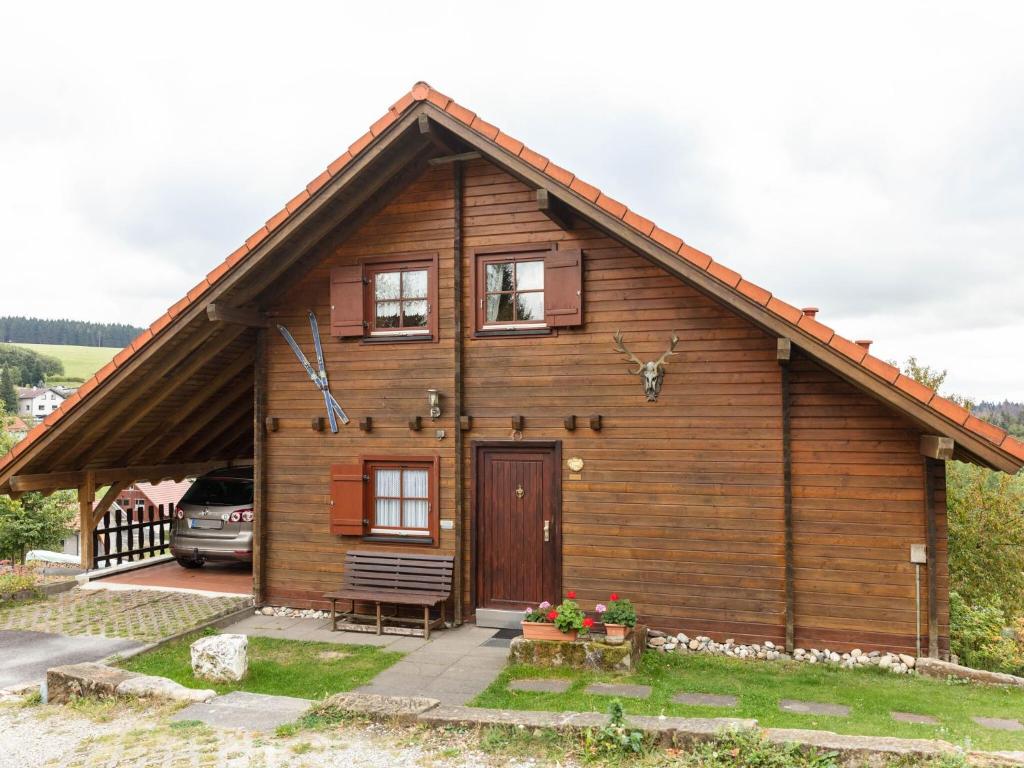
[180,478,254,506]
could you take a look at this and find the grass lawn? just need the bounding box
[118,632,403,700]
[12,342,120,381]
[472,651,1024,752]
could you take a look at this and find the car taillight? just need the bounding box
[175,508,184,519]
[229,511,241,523]
[240,509,254,523]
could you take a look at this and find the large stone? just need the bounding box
[916,657,1024,687]
[321,692,440,722]
[191,634,248,682]
[116,675,215,703]
[46,663,138,704]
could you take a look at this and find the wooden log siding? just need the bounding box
[260,157,951,653]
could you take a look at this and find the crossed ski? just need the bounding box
[277,311,349,432]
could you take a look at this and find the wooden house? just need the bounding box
[1,83,1021,658]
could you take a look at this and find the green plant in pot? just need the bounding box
[522,591,589,642]
[598,593,637,643]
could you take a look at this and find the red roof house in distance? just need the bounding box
[0,82,1020,660]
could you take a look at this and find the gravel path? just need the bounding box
[0,700,566,768]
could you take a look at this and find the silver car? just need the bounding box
[170,466,254,568]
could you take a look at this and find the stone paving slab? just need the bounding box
[779,699,850,717]
[172,690,312,732]
[672,692,738,707]
[509,678,572,693]
[972,716,1024,731]
[584,682,652,698]
[891,712,940,725]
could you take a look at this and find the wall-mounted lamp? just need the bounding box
[427,389,441,420]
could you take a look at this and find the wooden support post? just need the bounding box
[253,329,267,605]
[91,480,128,529]
[779,346,795,653]
[427,151,480,165]
[924,457,940,658]
[77,471,96,570]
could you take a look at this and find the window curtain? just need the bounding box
[374,468,401,527]
[402,469,429,529]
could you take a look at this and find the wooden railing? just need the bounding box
[92,504,174,568]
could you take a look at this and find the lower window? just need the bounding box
[368,460,435,538]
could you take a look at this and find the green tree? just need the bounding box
[0,490,76,563]
[946,461,1024,616]
[0,367,16,413]
[892,356,975,410]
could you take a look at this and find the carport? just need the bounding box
[0,96,443,604]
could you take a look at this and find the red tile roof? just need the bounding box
[1,81,1022,475]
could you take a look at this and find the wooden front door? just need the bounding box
[475,443,561,610]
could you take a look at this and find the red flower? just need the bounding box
[583,617,595,628]
[546,610,558,621]
[566,590,576,599]
[610,592,619,601]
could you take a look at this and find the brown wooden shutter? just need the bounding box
[543,249,583,328]
[330,265,364,337]
[330,463,366,535]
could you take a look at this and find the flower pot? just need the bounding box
[521,621,578,642]
[604,623,630,644]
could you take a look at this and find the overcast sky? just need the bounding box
[1,2,1022,400]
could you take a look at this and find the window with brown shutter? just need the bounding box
[329,463,366,535]
[471,244,582,335]
[330,266,364,337]
[543,249,582,327]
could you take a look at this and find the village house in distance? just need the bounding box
[1,82,1022,661]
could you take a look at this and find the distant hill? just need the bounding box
[974,401,1024,439]
[0,316,142,348]
[11,343,119,383]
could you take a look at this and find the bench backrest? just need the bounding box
[342,550,454,597]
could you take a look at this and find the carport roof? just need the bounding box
[0,80,1021,493]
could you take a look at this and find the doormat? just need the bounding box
[482,627,522,648]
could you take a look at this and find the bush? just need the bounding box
[0,566,39,599]
[949,591,1024,675]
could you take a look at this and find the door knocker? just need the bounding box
[515,484,525,499]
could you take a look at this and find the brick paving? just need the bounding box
[95,560,251,595]
[0,588,250,642]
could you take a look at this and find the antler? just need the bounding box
[612,330,645,374]
[654,332,680,368]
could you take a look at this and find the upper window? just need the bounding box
[330,253,438,341]
[482,257,545,328]
[473,246,583,335]
[367,264,430,337]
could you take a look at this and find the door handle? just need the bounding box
[544,520,550,542]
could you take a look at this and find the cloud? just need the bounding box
[0,0,1022,400]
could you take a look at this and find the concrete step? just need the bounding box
[474,609,524,629]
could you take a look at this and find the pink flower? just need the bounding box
[546,610,558,621]
[539,600,551,610]
[595,603,607,614]
[524,607,534,614]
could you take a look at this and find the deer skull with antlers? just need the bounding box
[612,330,679,402]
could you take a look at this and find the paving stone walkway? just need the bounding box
[583,682,652,698]
[224,615,508,706]
[892,711,939,725]
[0,588,250,642]
[173,690,312,732]
[673,692,738,707]
[779,699,850,717]
[973,716,1024,732]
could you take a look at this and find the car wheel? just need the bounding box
[176,557,204,569]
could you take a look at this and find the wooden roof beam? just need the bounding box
[536,189,574,230]
[921,435,955,461]
[180,408,253,461]
[10,459,244,494]
[207,303,268,327]
[143,387,252,465]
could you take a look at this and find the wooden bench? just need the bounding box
[323,551,454,639]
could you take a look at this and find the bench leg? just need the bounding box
[330,598,337,632]
[441,600,446,627]
[376,602,382,635]
[424,605,430,640]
